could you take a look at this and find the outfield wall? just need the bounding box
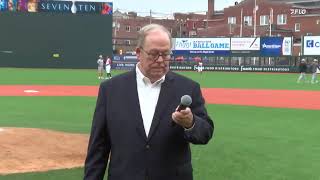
[112,55,301,73]
[0,12,112,69]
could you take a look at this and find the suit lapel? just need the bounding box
[147,72,175,141]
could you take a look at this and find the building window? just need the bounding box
[136,26,141,31]
[317,19,320,25]
[125,26,130,32]
[193,22,196,29]
[228,17,236,24]
[277,14,287,25]
[189,30,197,37]
[244,16,252,26]
[113,22,120,31]
[260,15,269,26]
[295,23,300,32]
[125,40,131,45]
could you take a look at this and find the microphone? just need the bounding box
[177,95,192,112]
[172,95,192,126]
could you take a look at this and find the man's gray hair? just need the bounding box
[136,24,172,49]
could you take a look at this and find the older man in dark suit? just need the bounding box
[84,24,214,180]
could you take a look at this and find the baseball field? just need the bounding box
[0,68,319,180]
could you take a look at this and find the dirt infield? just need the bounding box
[0,127,89,175]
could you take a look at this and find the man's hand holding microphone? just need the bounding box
[171,95,194,129]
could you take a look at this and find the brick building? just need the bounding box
[113,0,320,56]
[200,0,320,56]
[112,10,206,54]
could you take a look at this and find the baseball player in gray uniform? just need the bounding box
[97,55,104,79]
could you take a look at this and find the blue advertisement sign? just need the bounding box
[260,37,292,56]
[172,50,230,56]
[0,0,8,11]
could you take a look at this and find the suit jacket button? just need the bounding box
[146,144,150,149]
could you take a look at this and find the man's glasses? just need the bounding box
[140,48,172,62]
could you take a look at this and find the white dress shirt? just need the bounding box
[136,64,165,137]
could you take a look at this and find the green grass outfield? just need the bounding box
[0,68,320,180]
[1,68,320,90]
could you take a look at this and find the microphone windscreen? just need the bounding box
[181,95,192,106]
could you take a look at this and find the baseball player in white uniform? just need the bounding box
[105,56,112,79]
[197,61,204,73]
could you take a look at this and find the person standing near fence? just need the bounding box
[97,55,104,79]
[197,61,204,74]
[297,59,308,83]
[105,56,112,79]
[310,59,319,84]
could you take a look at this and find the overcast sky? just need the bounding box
[113,0,238,16]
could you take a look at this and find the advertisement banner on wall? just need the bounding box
[231,37,260,50]
[0,0,8,11]
[39,0,112,14]
[260,37,292,56]
[168,64,297,73]
[230,37,260,55]
[0,0,112,14]
[172,38,230,56]
[303,36,320,55]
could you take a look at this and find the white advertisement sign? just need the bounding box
[282,37,292,56]
[290,8,307,15]
[231,38,260,50]
[304,36,320,55]
[174,38,230,50]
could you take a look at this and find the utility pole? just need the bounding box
[179,20,182,37]
[269,8,273,37]
[206,11,209,32]
[253,0,257,65]
[240,8,243,37]
[149,9,152,24]
[253,0,257,37]
[268,8,273,65]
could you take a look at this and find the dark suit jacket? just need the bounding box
[84,70,214,180]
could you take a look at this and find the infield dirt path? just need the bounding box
[0,85,319,110]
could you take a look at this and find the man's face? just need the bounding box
[136,29,171,83]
